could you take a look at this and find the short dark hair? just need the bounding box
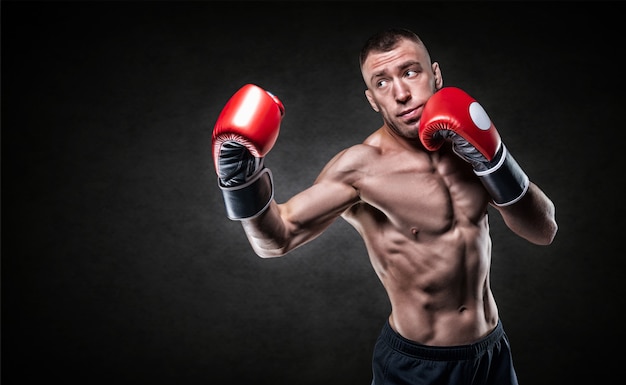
[359,28,423,68]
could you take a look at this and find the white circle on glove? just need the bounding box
[469,102,492,130]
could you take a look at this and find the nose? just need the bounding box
[393,81,411,103]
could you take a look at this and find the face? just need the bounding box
[361,38,442,139]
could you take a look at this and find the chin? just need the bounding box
[402,129,419,139]
[404,122,420,138]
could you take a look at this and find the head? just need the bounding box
[359,28,443,139]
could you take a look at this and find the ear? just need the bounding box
[365,89,379,112]
[432,62,443,90]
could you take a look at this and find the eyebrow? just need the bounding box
[369,60,423,84]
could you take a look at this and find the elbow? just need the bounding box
[255,250,285,259]
[251,244,290,259]
[545,220,559,245]
[541,203,559,245]
[529,192,559,245]
[534,219,559,246]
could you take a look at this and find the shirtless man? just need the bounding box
[211,28,557,385]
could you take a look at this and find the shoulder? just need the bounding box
[334,129,387,166]
[324,142,380,173]
[314,142,380,186]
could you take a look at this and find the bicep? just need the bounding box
[240,179,358,258]
[279,179,360,243]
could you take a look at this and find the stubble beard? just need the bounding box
[386,117,420,140]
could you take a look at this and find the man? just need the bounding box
[211,28,557,385]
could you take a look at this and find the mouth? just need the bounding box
[398,106,421,122]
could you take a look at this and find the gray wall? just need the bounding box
[3,2,623,384]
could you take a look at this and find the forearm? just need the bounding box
[496,182,558,245]
[241,200,293,258]
[240,181,357,257]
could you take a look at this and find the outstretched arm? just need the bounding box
[212,84,361,258]
[242,176,360,258]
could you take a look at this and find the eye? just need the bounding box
[376,79,389,88]
[405,69,419,78]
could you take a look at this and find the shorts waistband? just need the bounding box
[380,319,505,361]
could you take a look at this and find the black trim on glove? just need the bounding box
[219,168,274,220]
[476,144,529,206]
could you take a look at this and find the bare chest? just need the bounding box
[350,150,488,235]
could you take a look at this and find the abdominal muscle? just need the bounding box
[373,221,499,346]
[334,137,500,346]
[344,170,498,346]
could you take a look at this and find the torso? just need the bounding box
[335,128,498,345]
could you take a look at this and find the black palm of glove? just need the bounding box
[218,141,264,187]
[435,130,500,173]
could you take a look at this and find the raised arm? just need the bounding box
[494,182,557,245]
[419,87,557,245]
[212,84,360,258]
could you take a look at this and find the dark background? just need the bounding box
[3,1,624,384]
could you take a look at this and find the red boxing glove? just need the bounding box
[212,83,284,165]
[212,84,285,219]
[419,87,529,206]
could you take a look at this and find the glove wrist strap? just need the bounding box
[475,144,529,206]
[219,168,274,220]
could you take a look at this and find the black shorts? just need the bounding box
[371,319,519,385]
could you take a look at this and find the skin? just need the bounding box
[240,37,558,346]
